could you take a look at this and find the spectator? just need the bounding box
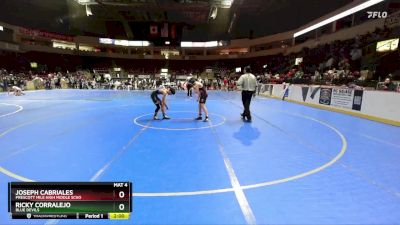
[381,77,397,91]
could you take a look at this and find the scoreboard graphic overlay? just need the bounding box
[8,182,132,220]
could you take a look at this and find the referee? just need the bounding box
[237,66,257,122]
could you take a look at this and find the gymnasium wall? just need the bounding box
[259,84,400,126]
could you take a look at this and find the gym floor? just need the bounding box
[0,89,399,225]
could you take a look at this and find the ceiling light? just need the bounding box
[75,0,97,5]
[220,0,234,8]
[293,0,384,38]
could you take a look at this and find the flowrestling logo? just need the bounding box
[367,11,388,19]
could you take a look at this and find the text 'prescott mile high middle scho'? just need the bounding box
[9,182,132,220]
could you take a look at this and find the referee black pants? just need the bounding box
[241,90,254,119]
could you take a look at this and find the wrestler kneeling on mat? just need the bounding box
[8,86,25,96]
[151,86,175,120]
[188,78,209,122]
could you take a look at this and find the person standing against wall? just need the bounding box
[237,66,257,122]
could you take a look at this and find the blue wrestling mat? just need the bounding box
[0,89,399,225]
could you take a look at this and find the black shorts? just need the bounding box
[199,89,208,104]
[151,92,161,105]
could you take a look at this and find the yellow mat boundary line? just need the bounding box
[260,94,400,127]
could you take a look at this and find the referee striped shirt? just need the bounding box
[237,73,257,91]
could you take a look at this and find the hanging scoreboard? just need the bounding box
[8,182,132,220]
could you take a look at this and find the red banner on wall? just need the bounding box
[18,27,74,42]
[170,24,177,39]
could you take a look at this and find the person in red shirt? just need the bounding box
[223,77,228,91]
